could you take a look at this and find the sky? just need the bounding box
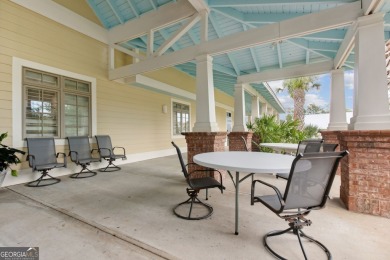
[267,70,355,115]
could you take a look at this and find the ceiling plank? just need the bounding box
[108,0,196,44]
[288,38,336,59]
[213,7,301,24]
[243,24,260,72]
[149,0,157,10]
[306,50,310,64]
[104,0,124,24]
[109,2,362,79]
[237,60,334,83]
[276,42,283,68]
[159,28,181,51]
[209,13,240,75]
[299,30,346,41]
[125,0,140,18]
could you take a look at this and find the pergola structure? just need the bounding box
[10,0,390,217]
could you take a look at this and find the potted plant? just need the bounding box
[0,132,25,186]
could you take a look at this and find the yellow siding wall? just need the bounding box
[0,1,233,162]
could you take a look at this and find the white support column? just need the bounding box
[251,96,260,121]
[261,102,268,116]
[232,84,247,132]
[349,13,390,130]
[328,69,348,130]
[193,55,219,132]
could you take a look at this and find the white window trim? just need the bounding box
[12,57,97,147]
[171,98,191,139]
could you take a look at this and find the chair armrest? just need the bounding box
[26,154,36,170]
[113,146,126,156]
[188,168,225,193]
[56,152,67,167]
[68,151,79,163]
[251,179,284,208]
[186,162,198,168]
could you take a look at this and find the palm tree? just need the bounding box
[277,76,321,130]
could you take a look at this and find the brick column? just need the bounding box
[182,132,227,178]
[228,132,253,151]
[338,130,390,218]
[320,130,341,149]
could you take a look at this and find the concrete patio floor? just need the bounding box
[1,154,389,260]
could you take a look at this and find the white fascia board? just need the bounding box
[237,60,334,83]
[126,75,233,110]
[244,83,285,114]
[263,82,285,113]
[128,74,196,100]
[108,0,196,44]
[109,2,362,79]
[11,0,108,44]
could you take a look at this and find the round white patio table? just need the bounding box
[260,143,298,154]
[193,151,295,235]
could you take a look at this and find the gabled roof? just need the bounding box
[84,0,390,113]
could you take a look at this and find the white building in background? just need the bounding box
[305,112,353,130]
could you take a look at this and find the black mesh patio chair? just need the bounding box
[171,142,225,220]
[251,151,348,260]
[95,135,126,172]
[67,136,100,178]
[295,139,323,156]
[276,140,323,180]
[26,137,67,187]
[322,143,338,152]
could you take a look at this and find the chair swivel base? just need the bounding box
[99,161,121,172]
[26,172,61,187]
[263,219,331,260]
[70,166,97,179]
[173,189,213,220]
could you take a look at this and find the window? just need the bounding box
[172,101,190,136]
[23,68,91,138]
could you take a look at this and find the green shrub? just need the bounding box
[247,115,318,152]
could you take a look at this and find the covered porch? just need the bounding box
[1,154,389,259]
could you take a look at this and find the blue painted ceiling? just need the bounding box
[86,0,390,113]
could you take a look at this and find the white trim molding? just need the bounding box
[11,0,108,43]
[127,74,233,111]
[12,57,97,148]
